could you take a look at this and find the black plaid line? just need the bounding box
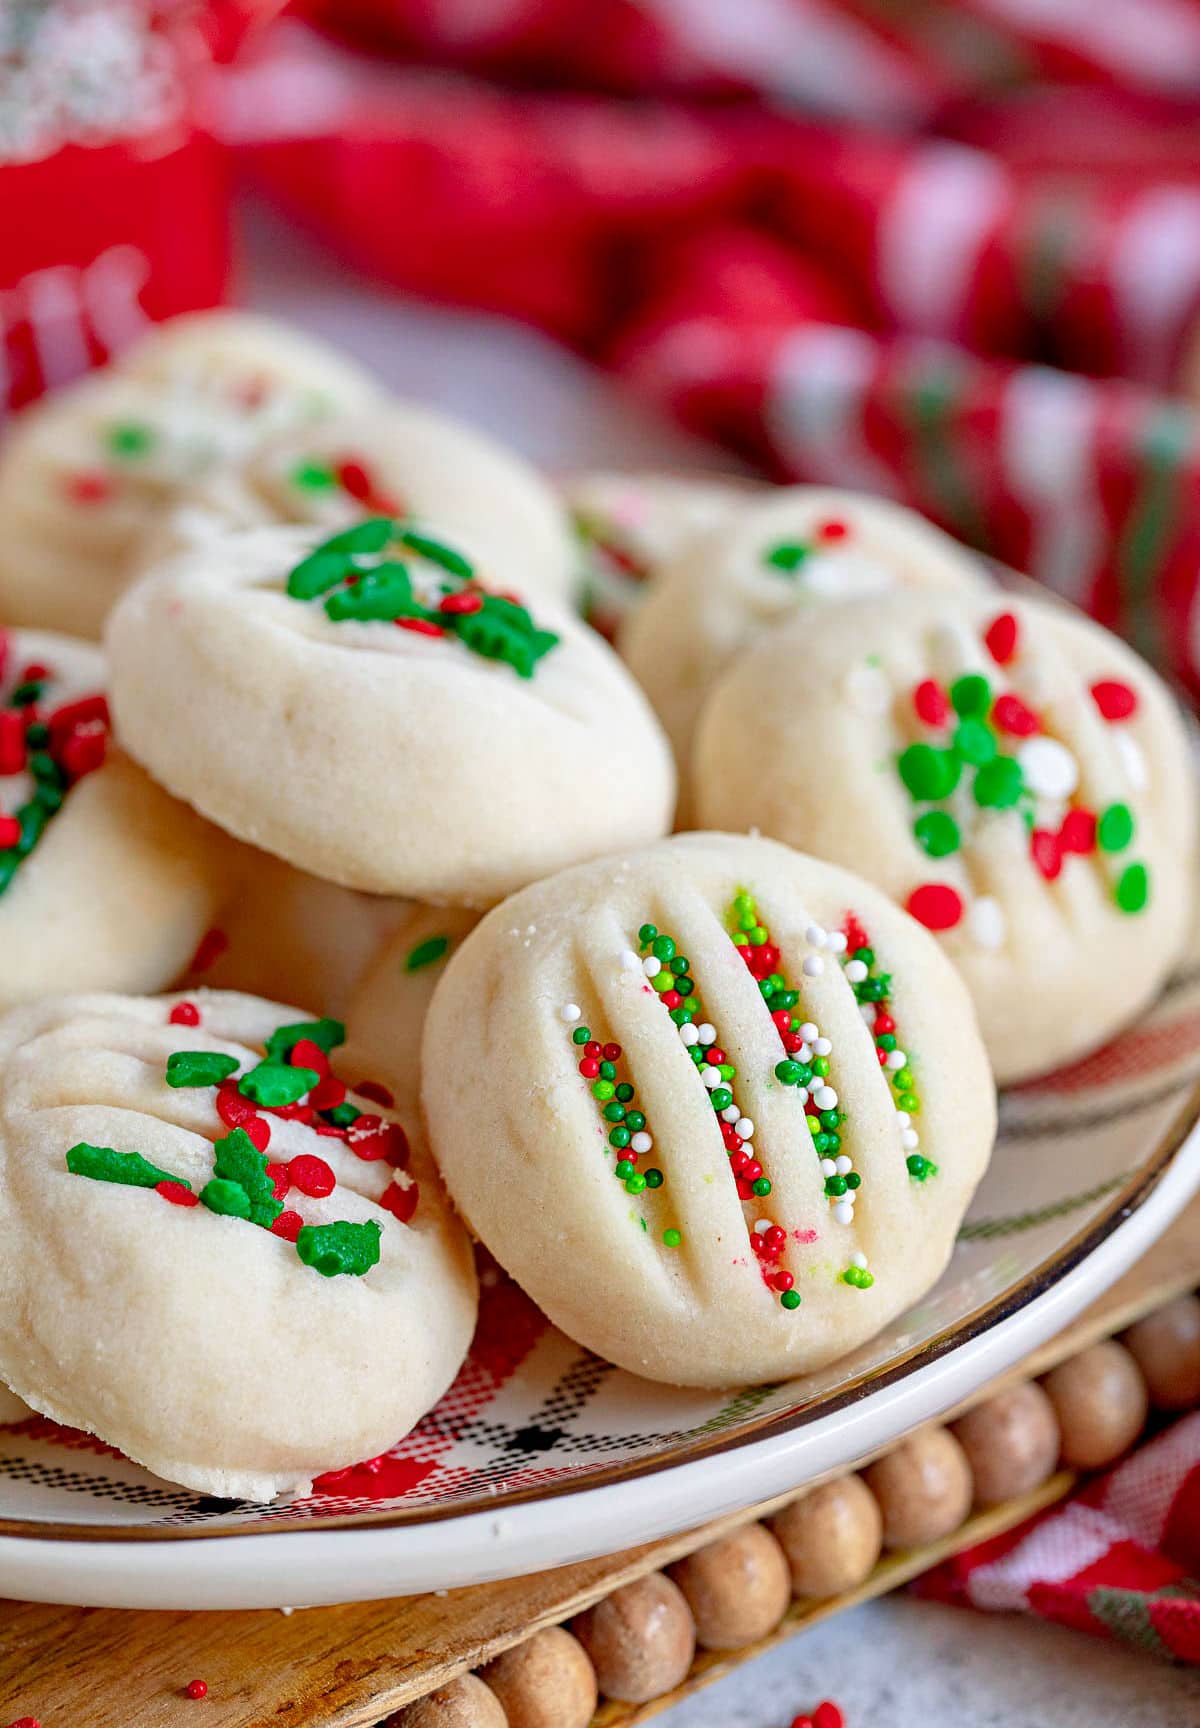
[0,1455,196,1510]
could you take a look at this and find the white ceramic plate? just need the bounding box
[4,936,1200,1609]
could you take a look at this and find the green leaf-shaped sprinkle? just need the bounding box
[296,1219,382,1278]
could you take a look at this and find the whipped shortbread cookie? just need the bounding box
[0,991,477,1498]
[348,905,483,1093]
[620,489,989,779]
[0,627,228,1009]
[0,311,377,637]
[422,833,994,1387]
[694,591,1197,1084]
[149,400,577,607]
[107,520,676,906]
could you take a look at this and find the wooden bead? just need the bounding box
[1122,1295,1200,1411]
[952,1381,1061,1507]
[863,1425,973,1550]
[667,1523,792,1650]
[386,1674,508,1728]
[1042,1340,1149,1469]
[769,1473,883,1598]
[571,1571,696,1703]
[479,1627,597,1728]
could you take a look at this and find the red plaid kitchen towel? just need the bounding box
[917,1412,1200,1661]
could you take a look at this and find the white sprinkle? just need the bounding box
[814,1037,832,1057]
[835,1154,852,1175]
[901,1128,920,1150]
[885,1049,907,1071]
[702,1066,722,1090]
[833,1200,855,1225]
[796,1043,813,1063]
[631,1132,652,1154]
[560,1002,582,1023]
[1115,729,1148,791]
[620,948,642,972]
[799,1022,819,1042]
[850,1250,868,1271]
[828,931,848,954]
[968,895,1007,951]
[820,1158,837,1177]
[806,923,828,948]
[844,959,868,984]
[722,1103,740,1122]
[755,1218,773,1234]
[698,1023,717,1045]
[735,1117,754,1139]
[895,1110,911,1127]
[860,1003,876,1024]
[813,1085,838,1111]
[680,1022,699,1046]
[1018,735,1079,800]
[842,662,892,715]
[803,955,824,977]
[642,955,662,978]
[795,1087,809,1106]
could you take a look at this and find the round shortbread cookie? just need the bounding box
[147,400,576,606]
[0,311,377,637]
[107,522,676,905]
[0,990,477,1499]
[0,627,229,1009]
[694,590,1197,1085]
[348,905,483,1094]
[619,489,989,779]
[421,833,994,1387]
[564,471,746,634]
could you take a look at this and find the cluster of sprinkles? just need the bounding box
[285,517,560,679]
[634,922,803,1313]
[762,517,849,577]
[288,449,402,516]
[0,631,109,897]
[725,892,863,1237]
[560,1003,666,1207]
[66,1008,415,1278]
[840,914,935,1193]
[571,501,653,637]
[896,610,1150,940]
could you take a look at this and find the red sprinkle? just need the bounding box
[913,678,950,728]
[66,469,112,505]
[169,1001,201,1027]
[309,1074,347,1111]
[381,1179,419,1223]
[1060,808,1098,854]
[156,1181,199,1208]
[290,1038,330,1077]
[356,1080,394,1108]
[905,883,964,931]
[335,458,374,502]
[288,1155,336,1199]
[61,721,108,781]
[7,1718,43,1728]
[0,814,20,849]
[992,692,1040,736]
[0,710,26,774]
[1091,679,1138,721]
[270,1210,304,1242]
[395,616,446,637]
[812,1705,845,1728]
[265,1163,290,1200]
[189,928,229,973]
[815,518,848,541]
[438,589,484,616]
[984,611,1019,664]
[185,1679,209,1701]
[347,1117,410,1167]
[216,1082,271,1151]
[1031,828,1062,880]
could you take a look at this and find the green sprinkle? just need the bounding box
[449,593,559,679]
[287,517,394,598]
[405,935,451,972]
[67,1142,184,1189]
[1098,802,1135,853]
[972,754,1024,809]
[644,1169,664,1188]
[609,1126,632,1149]
[200,1177,253,1219]
[638,924,658,945]
[1115,861,1150,913]
[239,1061,319,1107]
[323,1102,361,1127]
[166,1050,240,1089]
[710,1088,733,1111]
[8,680,42,710]
[325,563,423,623]
[592,1080,615,1102]
[953,718,996,766]
[603,1101,626,1123]
[764,541,810,573]
[898,742,960,802]
[615,1083,634,1103]
[614,1160,634,1179]
[212,1128,282,1229]
[907,1153,937,1181]
[289,459,336,491]
[265,1017,346,1060]
[780,1289,802,1311]
[624,1108,645,1130]
[752,1177,772,1196]
[651,934,676,961]
[950,673,992,717]
[398,528,474,577]
[572,1025,591,1045]
[107,420,154,458]
[296,1219,382,1278]
[625,1173,647,1194]
[842,1266,875,1289]
[663,1228,682,1247]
